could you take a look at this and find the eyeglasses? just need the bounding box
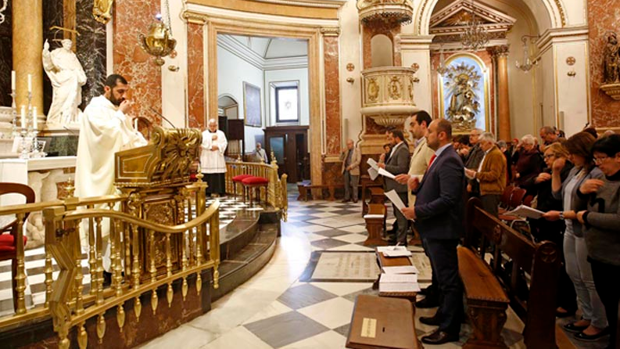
[543,154,556,160]
[593,156,609,164]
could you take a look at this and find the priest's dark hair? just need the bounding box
[105,74,128,89]
[413,110,432,128]
[390,129,405,142]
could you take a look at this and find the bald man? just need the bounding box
[201,119,228,197]
[340,139,361,203]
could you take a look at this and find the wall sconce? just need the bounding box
[566,56,576,77]
[139,2,177,67]
[411,63,420,83]
[516,35,539,72]
[346,63,355,83]
[346,78,355,83]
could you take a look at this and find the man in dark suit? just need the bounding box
[403,119,465,345]
[378,129,410,245]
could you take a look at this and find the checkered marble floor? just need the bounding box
[0,197,245,317]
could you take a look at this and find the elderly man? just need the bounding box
[201,119,228,197]
[255,142,268,162]
[402,119,465,345]
[540,126,559,152]
[464,128,485,196]
[465,132,507,216]
[340,139,361,203]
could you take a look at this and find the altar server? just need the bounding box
[201,119,228,197]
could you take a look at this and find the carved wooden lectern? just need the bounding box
[114,126,205,279]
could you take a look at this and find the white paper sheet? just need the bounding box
[383,266,419,274]
[379,282,421,293]
[380,274,418,283]
[505,205,544,219]
[377,246,408,253]
[368,167,379,181]
[384,190,406,212]
[367,158,379,170]
[382,250,412,257]
[363,214,384,219]
[378,168,395,179]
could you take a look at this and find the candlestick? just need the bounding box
[21,105,26,130]
[33,107,37,130]
[11,70,15,90]
[27,74,32,93]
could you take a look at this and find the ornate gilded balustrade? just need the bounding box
[361,66,418,127]
[225,158,288,221]
[0,179,220,349]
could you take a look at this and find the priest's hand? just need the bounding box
[119,99,132,114]
[212,134,218,140]
[394,174,410,184]
[402,207,416,220]
[211,145,219,151]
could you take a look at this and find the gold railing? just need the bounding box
[225,157,288,221]
[0,180,221,349]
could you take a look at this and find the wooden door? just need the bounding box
[265,126,309,183]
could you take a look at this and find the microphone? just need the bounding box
[149,107,177,128]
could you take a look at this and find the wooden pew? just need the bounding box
[346,295,420,349]
[297,183,344,201]
[361,182,383,216]
[464,198,561,349]
[364,204,387,246]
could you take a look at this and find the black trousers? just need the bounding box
[480,194,500,217]
[421,237,439,301]
[590,258,620,348]
[425,238,463,335]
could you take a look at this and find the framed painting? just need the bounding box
[438,53,490,134]
[243,82,262,127]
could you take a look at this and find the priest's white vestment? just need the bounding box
[75,95,146,264]
[200,129,227,173]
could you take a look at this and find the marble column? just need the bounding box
[321,27,341,155]
[12,0,44,115]
[495,46,511,140]
[185,14,207,129]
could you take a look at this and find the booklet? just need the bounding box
[384,190,406,212]
[505,205,544,219]
[378,168,395,179]
[379,273,420,293]
[383,266,419,274]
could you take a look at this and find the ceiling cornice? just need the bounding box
[218,35,309,71]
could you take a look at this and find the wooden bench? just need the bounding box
[457,246,510,348]
[346,295,420,349]
[361,182,383,216]
[363,204,387,246]
[464,198,561,349]
[362,187,385,216]
[297,182,344,201]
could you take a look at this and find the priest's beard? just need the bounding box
[108,95,124,107]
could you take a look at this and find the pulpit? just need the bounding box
[114,126,205,279]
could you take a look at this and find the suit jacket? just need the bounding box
[407,138,435,206]
[340,147,361,176]
[414,144,465,240]
[385,142,410,193]
[476,145,507,196]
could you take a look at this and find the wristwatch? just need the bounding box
[559,212,565,220]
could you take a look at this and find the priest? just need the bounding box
[75,74,147,270]
[201,119,228,197]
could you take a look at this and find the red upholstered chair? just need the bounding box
[0,183,35,312]
[232,174,253,200]
[241,176,269,206]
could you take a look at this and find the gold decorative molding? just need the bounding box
[357,0,413,25]
[186,0,340,20]
[361,66,417,126]
[183,12,208,25]
[320,27,340,37]
[492,45,509,57]
[600,83,620,101]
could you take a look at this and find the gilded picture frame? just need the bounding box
[243,82,262,127]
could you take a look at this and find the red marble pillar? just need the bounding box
[187,22,206,129]
[113,0,162,125]
[323,33,341,155]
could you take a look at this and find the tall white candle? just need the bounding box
[11,71,15,91]
[21,106,26,129]
[27,74,32,93]
[33,107,38,130]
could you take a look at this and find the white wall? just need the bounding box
[217,46,265,153]
[264,68,310,126]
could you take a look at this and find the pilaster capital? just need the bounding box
[320,27,340,37]
[183,11,208,25]
[491,45,509,58]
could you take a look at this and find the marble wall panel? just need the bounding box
[362,23,402,69]
[114,0,162,125]
[324,36,341,155]
[76,0,107,109]
[322,161,343,187]
[588,0,620,128]
[187,23,205,129]
[0,0,11,107]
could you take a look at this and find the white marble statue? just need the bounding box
[42,39,87,127]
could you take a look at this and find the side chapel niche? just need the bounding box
[357,0,417,155]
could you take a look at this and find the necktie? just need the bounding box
[428,154,437,168]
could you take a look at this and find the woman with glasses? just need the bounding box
[543,132,607,341]
[530,143,577,317]
[576,134,620,349]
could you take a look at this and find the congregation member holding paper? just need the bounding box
[401,119,465,345]
[377,129,410,245]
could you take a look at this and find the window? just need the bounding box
[275,86,299,123]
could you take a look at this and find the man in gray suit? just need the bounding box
[340,139,361,203]
[378,129,410,245]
